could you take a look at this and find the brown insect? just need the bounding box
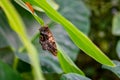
[39,25,57,56]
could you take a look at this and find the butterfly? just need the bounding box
[39,25,57,56]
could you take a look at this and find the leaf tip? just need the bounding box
[107,61,116,67]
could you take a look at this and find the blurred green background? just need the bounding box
[0,0,120,80]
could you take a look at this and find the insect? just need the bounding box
[39,25,57,56]
[25,2,34,13]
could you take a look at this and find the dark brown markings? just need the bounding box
[39,26,57,56]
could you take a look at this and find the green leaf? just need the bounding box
[30,0,115,66]
[0,60,22,80]
[116,40,120,58]
[60,73,91,80]
[58,47,85,75]
[0,0,44,80]
[102,60,120,78]
[112,12,120,36]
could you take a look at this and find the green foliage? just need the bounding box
[0,60,22,80]
[58,48,84,75]
[33,0,59,12]
[60,73,91,80]
[56,0,90,35]
[116,40,120,58]
[0,0,44,80]
[102,60,120,78]
[14,0,44,26]
[28,0,115,66]
[112,13,120,36]
[15,0,85,76]
[1,0,120,80]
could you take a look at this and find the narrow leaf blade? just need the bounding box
[58,47,85,75]
[102,60,120,78]
[32,1,115,67]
